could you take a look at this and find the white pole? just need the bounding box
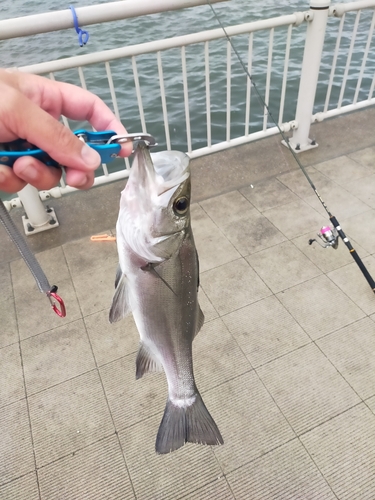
[287,0,330,152]
[17,185,59,235]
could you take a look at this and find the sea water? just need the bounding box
[0,0,372,165]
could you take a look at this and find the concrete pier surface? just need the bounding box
[1,107,375,499]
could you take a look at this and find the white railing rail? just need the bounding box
[19,14,305,74]
[331,0,375,16]
[2,0,375,232]
[0,0,227,40]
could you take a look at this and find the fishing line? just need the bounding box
[206,0,375,294]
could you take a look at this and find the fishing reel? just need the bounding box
[309,225,339,249]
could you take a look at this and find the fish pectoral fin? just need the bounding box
[114,263,122,288]
[109,272,131,323]
[194,306,205,338]
[136,343,164,379]
[141,262,177,296]
[155,389,223,454]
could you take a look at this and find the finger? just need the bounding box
[14,158,95,190]
[64,168,95,190]
[13,156,62,190]
[53,80,132,156]
[17,74,133,158]
[0,164,27,193]
[2,90,102,173]
[0,161,94,192]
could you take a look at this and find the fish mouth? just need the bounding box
[151,150,190,195]
[133,143,190,196]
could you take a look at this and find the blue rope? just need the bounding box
[70,5,89,47]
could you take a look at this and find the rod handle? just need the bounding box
[350,249,375,293]
[330,216,375,293]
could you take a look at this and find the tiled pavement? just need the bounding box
[2,114,375,499]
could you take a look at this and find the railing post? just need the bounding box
[285,0,330,152]
[17,184,59,235]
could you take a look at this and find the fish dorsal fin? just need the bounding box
[109,271,131,323]
[136,343,164,379]
[195,306,205,338]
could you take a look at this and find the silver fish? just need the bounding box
[109,141,223,454]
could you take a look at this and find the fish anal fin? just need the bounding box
[155,389,223,454]
[194,306,205,338]
[109,273,131,323]
[136,343,163,379]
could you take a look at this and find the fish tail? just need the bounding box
[155,390,223,454]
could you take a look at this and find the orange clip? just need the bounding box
[90,234,116,242]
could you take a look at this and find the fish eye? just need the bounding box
[173,196,189,216]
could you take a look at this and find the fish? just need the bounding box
[109,141,223,454]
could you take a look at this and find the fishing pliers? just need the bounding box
[0,130,157,167]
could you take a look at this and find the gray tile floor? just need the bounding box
[2,111,375,499]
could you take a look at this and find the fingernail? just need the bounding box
[81,144,101,168]
[20,165,39,181]
[74,173,89,187]
[121,142,133,156]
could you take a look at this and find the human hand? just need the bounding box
[0,69,132,193]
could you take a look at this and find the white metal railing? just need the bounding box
[7,7,307,222]
[2,0,375,231]
[0,0,227,40]
[17,12,306,169]
[317,2,375,121]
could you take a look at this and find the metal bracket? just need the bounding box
[22,206,59,235]
[281,137,318,153]
[280,120,298,133]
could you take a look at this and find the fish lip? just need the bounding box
[151,150,190,193]
[155,171,190,196]
[135,143,190,196]
[136,140,156,175]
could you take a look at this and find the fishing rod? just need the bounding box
[206,0,375,294]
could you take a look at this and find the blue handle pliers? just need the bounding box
[0,130,156,167]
